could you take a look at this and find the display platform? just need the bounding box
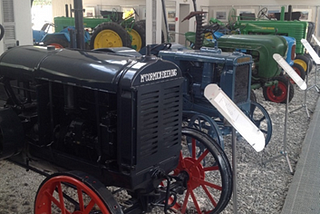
[281,96,320,214]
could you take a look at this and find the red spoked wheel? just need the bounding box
[166,127,232,214]
[263,75,294,103]
[34,171,122,214]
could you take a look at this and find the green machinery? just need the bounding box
[42,10,146,51]
[233,6,313,72]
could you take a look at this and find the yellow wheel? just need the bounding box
[294,54,313,73]
[294,58,307,72]
[94,29,124,48]
[90,22,131,49]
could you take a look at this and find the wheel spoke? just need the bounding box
[77,186,85,211]
[202,184,218,207]
[193,176,223,191]
[257,115,266,124]
[181,189,190,213]
[190,149,209,169]
[83,199,96,214]
[44,189,61,208]
[190,188,202,213]
[57,183,67,213]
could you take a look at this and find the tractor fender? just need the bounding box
[217,34,287,79]
[282,36,296,66]
[41,32,70,43]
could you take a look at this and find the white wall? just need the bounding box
[208,0,319,6]
[14,1,33,46]
[0,0,32,54]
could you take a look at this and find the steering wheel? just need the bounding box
[257,7,269,19]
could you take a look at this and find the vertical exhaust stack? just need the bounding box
[73,0,85,50]
[288,5,292,21]
[65,4,69,17]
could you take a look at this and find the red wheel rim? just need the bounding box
[170,138,222,213]
[35,175,110,214]
[48,43,64,49]
[266,81,287,103]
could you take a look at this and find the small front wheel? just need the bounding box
[34,171,123,214]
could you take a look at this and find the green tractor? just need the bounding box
[42,10,146,51]
[233,6,314,72]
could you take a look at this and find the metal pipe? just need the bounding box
[65,4,69,17]
[280,6,285,21]
[73,0,85,50]
[288,5,292,21]
[161,0,170,42]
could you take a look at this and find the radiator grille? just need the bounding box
[137,84,182,159]
[234,64,250,103]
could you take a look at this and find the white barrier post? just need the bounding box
[204,84,265,214]
[265,54,307,174]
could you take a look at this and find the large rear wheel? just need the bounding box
[90,22,131,49]
[166,127,232,214]
[34,171,123,214]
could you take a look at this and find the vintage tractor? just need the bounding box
[40,7,146,51]
[234,6,314,72]
[184,14,297,103]
[0,45,233,214]
[156,45,273,147]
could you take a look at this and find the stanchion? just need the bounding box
[290,60,312,118]
[290,38,320,117]
[204,84,265,214]
[306,63,320,93]
[264,54,307,174]
[264,76,294,174]
[232,127,238,214]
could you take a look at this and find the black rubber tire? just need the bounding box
[291,63,306,82]
[295,54,312,73]
[127,23,146,51]
[248,102,273,146]
[135,20,165,43]
[43,36,70,48]
[90,22,132,49]
[177,127,233,214]
[262,75,294,103]
[303,54,313,72]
